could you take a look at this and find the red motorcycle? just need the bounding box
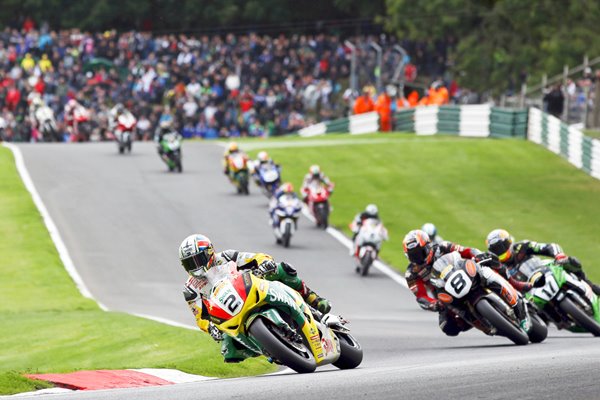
[304,181,333,229]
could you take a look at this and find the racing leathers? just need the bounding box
[406,241,528,335]
[268,189,299,228]
[301,172,334,201]
[500,240,600,295]
[183,250,331,362]
[223,149,249,181]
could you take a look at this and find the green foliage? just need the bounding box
[384,0,600,93]
[245,133,600,282]
[0,0,384,32]
[0,147,276,395]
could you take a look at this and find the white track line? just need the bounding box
[301,207,408,288]
[3,143,108,310]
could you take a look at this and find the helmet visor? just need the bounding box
[498,248,512,263]
[488,240,510,258]
[407,245,429,265]
[181,251,212,276]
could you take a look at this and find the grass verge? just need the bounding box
[244,133,600,282]
[0,147,276,395]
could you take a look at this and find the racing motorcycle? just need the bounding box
[73,105,92,141]
[305,182,332,229]
[159,132,182,173]
[430,252,547,345]
[114,113,137,154]
[254,162,282,198]
[513,257,600,336]
[350,218,388,276]
[227,153,250,195]
[271,195,303,248]
[34,105,59,142]
[200,261,363,373]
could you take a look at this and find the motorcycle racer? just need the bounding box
[350,204,381,240]
[485,229,600,295]
[403,229,533,335]
[301,165,334,201]
[268,183,298,227]
[180,233,332,363]
[421,223,443,243]
[154,120,181,163]
[108,103,135,137]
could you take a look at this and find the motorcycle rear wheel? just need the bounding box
[248,318,316,373]
[559,297,600,336]
[475,299,529,345]
[332,332,363,370]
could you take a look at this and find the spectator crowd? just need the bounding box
[0,19,458,142]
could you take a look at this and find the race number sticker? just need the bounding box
[211,281,244,316]
[531,273,559,302]
[444,270,472,299]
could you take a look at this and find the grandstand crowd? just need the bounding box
[0,19,459,142]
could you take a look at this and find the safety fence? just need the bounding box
[298,112,379,136]
[394,105,527,138]
[528,108,600,180]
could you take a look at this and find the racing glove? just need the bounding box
[255,259,278,278]
[208,322,223,342]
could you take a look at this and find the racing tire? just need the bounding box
[527,313,548,343]
[282,224,291,248]
[176,160,182,173]
[332,332,363,370]
[559,297,600,336]
[127,142,132,153]
[118,145,124,154]
[475,299,529,345]
[360,253,373,276]
[249,318,316,373]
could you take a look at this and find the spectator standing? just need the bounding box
[543,84,565,119]
[353,87,375,115]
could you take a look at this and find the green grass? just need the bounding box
[244,133,600,282]
[0,147,276,395]
[583,129,600,139]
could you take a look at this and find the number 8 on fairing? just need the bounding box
[444,270,472,299]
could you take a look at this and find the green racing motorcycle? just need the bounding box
[513,257,600,336]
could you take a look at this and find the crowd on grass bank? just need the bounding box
[0,19,461,142]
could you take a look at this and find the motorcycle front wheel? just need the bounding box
[527,313,548,343]
[559,297,600,336]
[249,317,316,373]
[332,331,363,370]
[475,299,529,345]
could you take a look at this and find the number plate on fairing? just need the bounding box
[211,280,244,316]
[444,270,472,299]
[531,272,560,302]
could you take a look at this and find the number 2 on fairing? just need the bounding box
[445,270,472,298]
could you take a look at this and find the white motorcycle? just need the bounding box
[271,195,303,248]
[35,106,59,141]
[352,218,388,276]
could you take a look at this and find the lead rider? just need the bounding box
[179,233,332,363]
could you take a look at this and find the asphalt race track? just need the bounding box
[16,142,600,400]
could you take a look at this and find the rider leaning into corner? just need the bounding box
[300,164,334,202]
[402,229,532,335]
[485,229,600,295]
[349,204,388,255]
[179,234,332,363]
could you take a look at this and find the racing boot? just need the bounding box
[513,297,531,332]
[304,289,332,314]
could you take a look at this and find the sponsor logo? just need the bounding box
[321,337,333,355]
[268,287,296,308]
